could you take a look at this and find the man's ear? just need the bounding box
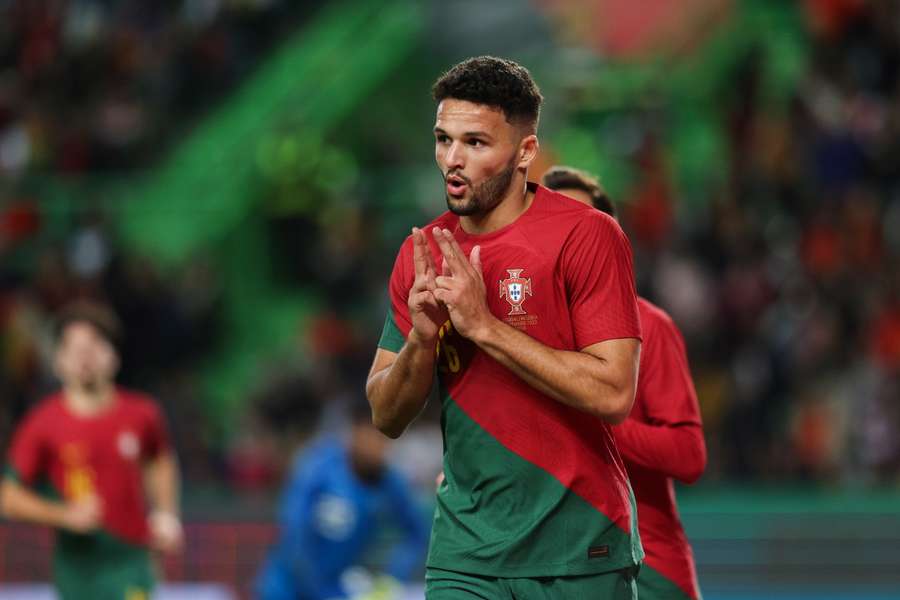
[517,134,539,170]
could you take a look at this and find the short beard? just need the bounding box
[445,157,518,217]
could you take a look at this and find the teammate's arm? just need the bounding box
[0,477,101,533]
[144,451,184,552]
[367,228,443,438]
[432,227,639,424]
[2,413,100,533]
[613,315,706,483]
[145,452,179,516]
[614,420,705,483]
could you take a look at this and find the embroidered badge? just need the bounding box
[499,269,533,316]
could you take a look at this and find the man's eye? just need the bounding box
[437,135,450,144]
[468,139,483,147]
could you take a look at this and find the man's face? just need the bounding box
[555,187,593,208]
[55,322,119,391]
[434,99,523,217]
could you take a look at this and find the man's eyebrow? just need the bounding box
[433,127,494,140]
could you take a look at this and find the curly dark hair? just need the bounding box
[541,165,616,218]
[432,56,543,131]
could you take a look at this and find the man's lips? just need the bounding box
[446,174,468,197]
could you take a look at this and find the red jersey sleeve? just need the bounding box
[614,306,706,483]
[379,237,415,353]
[561,211,641,349]
[6,408,49,486]
[140,400,171,460]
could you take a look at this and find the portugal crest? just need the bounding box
[499,268,533,316]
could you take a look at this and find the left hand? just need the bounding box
[149,510,184,554]
[431,227,493,340]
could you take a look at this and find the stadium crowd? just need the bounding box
[2,0,899,494]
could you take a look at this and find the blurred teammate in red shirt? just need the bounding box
[1,302,182,600]
[543,166,706,600]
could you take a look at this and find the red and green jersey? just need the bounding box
[6,387,170,546]
[613,298,706,600]
[379,183,643,577]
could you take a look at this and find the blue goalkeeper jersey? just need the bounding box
[256,436,429,600]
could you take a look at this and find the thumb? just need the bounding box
[469,245,482,275]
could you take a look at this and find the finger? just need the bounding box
[412,227,427,278]
[441,256,449,277]
[422,291,440,310]
[419,227,439,273]
[411,290,439,310]
[434,275,455,290]
[432,227,466,276]
[441,228,476,276]
[469,245,482,276]
[433,288,452,308]
[413,227,439,277]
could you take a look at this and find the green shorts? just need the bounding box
[54,532,155,600]
[425,565,639,600]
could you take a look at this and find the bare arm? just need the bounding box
[366,338,437,438]
[143,451,183,553]
[0,477,100,533]
[431,227,640,423]
[366,228,445,438]
[472,321,640,423]
[144,452,180,515]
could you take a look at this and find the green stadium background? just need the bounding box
[1,0,899,598]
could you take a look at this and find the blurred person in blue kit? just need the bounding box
[256,397,430,600]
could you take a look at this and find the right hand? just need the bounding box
[408,227,446,344]
[59,496,102,534]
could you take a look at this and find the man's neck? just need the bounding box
[63,383,116,416]
[460,176,534,235]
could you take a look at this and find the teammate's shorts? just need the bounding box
[54,533,155,600]
[425,564,639,600]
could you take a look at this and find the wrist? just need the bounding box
[407,328,437,349]
[50,503,70,529]
[149,508,180,519]
[149,510,182,533]
[468,314,500,346]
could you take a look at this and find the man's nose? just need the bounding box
[445,142,465,170]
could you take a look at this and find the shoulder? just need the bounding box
[16,394,63,432]
[638,297,668,330]
[295,437,344,473]
[117,387,163,416]
[535,184,595,214]
[637,297,683,345]
[532,187,623,241]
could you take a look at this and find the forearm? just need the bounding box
[471,318,638,423]
[144,453,180,515]
[0,479,66,528]
[614,420,706,483]
[366,332,437,438]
